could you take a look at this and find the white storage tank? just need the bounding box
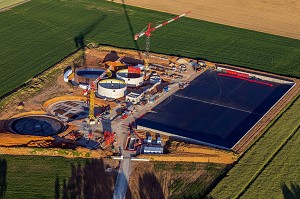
[116,69,144,87]
[97,79,127,99]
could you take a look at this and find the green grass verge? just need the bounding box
[0,155,86,199]
[0,0,299,98]
[209,95,300,198]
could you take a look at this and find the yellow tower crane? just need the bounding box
[83,69,111,124]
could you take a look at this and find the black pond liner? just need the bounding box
[136,70,292,149]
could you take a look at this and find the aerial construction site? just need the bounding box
[0,11,297,156]
[0,4,299,198]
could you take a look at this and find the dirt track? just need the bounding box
[111,0,300,40]
[137,141,237,164]
[139,154,236,164]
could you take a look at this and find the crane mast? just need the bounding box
[84,69,111,124]
[134,11,191,70]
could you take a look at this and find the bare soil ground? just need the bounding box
[139,141,237,164]
[0,46,298,157]
[0,146,113,158]
[0,133,53,146]
[111,0,300,40]
[0,50,96,150]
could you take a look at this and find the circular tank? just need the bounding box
[97,79,127,99]
[74,68,107,84]
[8,115,65,136]
[116,69,144,87]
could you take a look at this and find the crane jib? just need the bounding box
[134,11,191,40]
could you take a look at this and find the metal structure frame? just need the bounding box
[134,11,191,70]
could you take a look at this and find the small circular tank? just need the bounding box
[97,79,127,99]
[74,68,107,84]
[116,69,144,87]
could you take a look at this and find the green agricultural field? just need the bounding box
[0,0,299,98]
[0,155,83,199]
[0,0,27,9]
[0,155,115,199]
[209,95,300,198]
[167,163,226,199]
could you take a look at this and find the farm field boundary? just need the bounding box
[209,94,300,198]
[0,0,299,100]
[0,155,117,199]
[111,0,300,40]
[0,0,30,11]
[236,124,300,198]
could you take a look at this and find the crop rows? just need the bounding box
[0,155,85,199]
[209,95,300,198]
[0,0,299,98]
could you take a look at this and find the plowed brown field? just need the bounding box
[112,0,300,40]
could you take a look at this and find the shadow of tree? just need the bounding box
[55,176,60,199]
[139,172,165,199]
[62,179,68,199]
[281,182,300,199]
[62,159,115,199]
[0,158,7,199]
[125,185,132,199]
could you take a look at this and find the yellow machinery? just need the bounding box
[88,89,96,124]
[84,69,111,124]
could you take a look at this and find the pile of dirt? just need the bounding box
[0,132,54,147]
